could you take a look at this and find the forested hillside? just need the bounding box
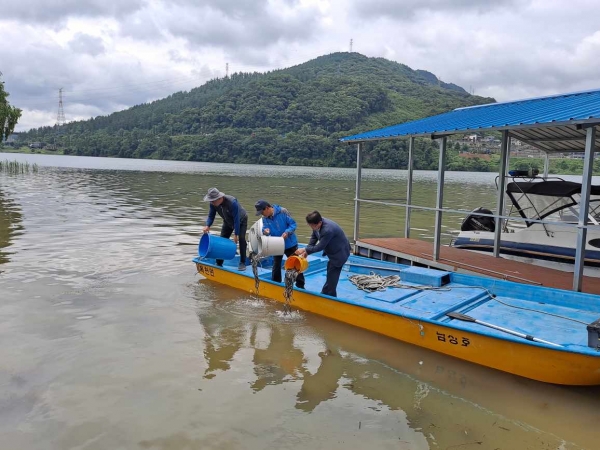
[19,53,495,169]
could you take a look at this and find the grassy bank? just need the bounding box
[0,159,39,174]
[1,146,65,155]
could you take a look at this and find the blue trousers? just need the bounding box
[321,261,343,297]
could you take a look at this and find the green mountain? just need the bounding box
[19,52,495,169]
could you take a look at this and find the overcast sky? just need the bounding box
[2,0,599,131]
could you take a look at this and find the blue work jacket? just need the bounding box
[261,205,298,249]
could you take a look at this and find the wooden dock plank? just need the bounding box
[357,238,600,295]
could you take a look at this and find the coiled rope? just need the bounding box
[348,272,452,293]
[348,273,404,292]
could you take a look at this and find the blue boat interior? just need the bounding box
[193,250,600,354]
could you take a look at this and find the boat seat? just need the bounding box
[400,266,451,287]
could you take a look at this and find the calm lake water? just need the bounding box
[1,152,598,450]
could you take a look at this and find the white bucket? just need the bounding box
[248,218,263,254]
[257,235,285,257]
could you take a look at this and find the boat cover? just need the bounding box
[506,181,600,225]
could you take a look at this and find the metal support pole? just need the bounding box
[405,137,415,238]
[543,152,550,179]
[493,131,510,257]
[353,142,363,245]
[433,137,447,261]
[573,126,596,291]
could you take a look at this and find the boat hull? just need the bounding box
[454,224,600,266]
[195,261,600,385]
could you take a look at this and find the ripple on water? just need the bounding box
[213,296,270,319]
[274,309,305,321]
[214,296,305,323]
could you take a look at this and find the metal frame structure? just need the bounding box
[404,137,415,238]
[344,89,600,291]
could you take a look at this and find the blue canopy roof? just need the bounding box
[340,89,600,152]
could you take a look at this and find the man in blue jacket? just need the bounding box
[295,211,350,297]
[255,200,305,289]
[203,187,248,270]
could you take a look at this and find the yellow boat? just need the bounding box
[193,250,600,386]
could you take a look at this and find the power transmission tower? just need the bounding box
[56,88,66,126]
[226,63,229,78]
[349,39,353,52]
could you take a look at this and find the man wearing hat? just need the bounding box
[255,200,305,289]
[203,187,248,270]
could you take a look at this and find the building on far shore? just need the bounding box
[4,133,20,144]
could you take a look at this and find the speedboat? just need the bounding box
[452,176,600,266]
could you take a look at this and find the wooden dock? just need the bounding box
[355,238,600,295]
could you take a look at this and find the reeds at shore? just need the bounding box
[0,160,39,174]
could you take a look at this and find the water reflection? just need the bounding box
[0,189,23,266]
[250,324,306,393]
[197,288,597,449]
[203,326,245,379]
[295,348,342,412]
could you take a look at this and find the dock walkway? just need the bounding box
[355,238,600,295]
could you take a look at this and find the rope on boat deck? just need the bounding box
[347,272,450,293]
[348,273,402,292]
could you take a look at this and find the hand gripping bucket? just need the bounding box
[257,235,285,257]
[248,219,263,254]
[284,255,309,273]
[198,233,237,260]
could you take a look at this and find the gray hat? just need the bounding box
[203,187,225,202]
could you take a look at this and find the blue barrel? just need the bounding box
[198,233,237,260]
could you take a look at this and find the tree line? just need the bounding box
[17,52,498,169]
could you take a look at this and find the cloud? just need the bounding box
[1,20,202,129]
[351,0,521,19]
[2,0,600,132]
[68,33,106,57]
[339,0,600,101]
[3,0,146,25]
[118,0,326,64]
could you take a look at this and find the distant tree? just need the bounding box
[1,72,22,141]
